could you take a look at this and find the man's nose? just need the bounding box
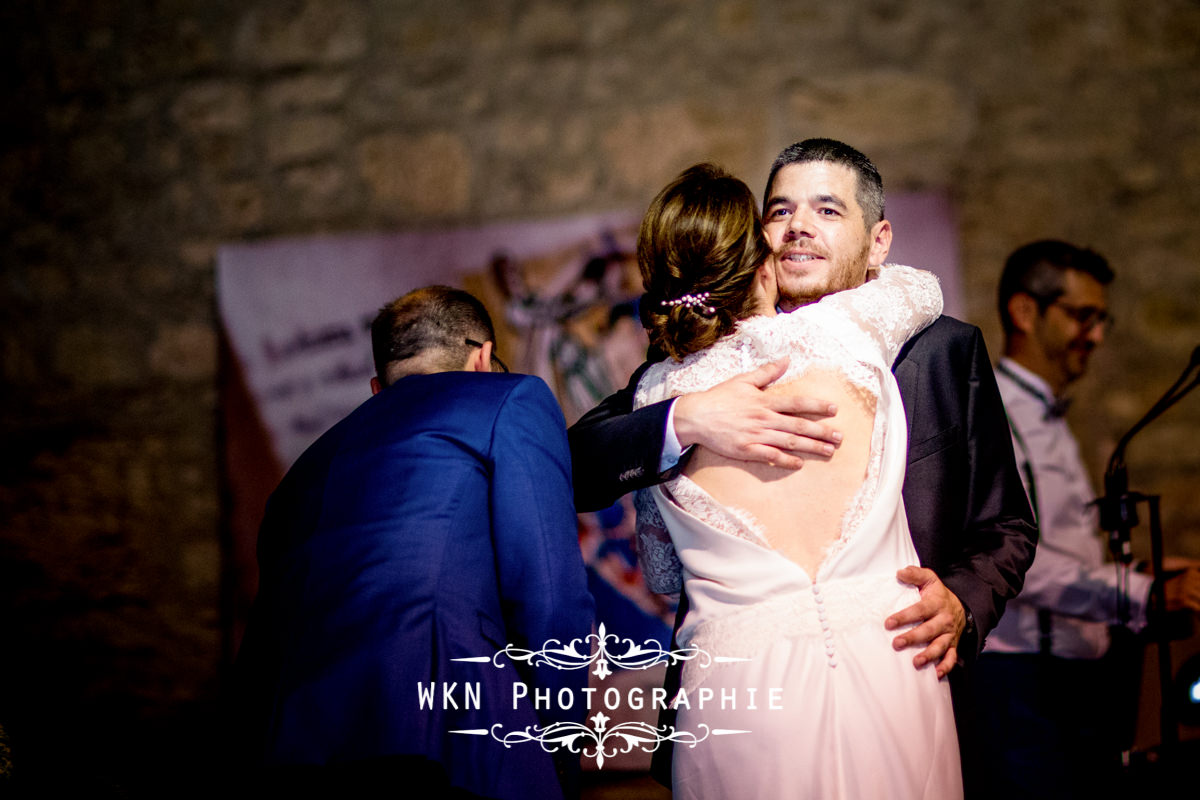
[787,208,814,239]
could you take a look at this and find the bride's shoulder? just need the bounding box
[735,314,777,335]
[634,325,762,406]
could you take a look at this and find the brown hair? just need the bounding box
[638,163,772,361]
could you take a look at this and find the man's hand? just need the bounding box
[886,566,966,679]
[1164,568,1200,613]
[672,358,840,469]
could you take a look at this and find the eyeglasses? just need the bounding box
[1049,300,1114,332]
[464,338,510,373]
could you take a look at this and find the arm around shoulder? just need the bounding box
[567,362,674,511]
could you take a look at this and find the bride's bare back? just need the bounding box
[634,264,942,589]
[683,368,876,578]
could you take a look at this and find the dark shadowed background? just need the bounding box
[3,1,1200,796]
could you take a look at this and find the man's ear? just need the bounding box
[1008,293,1040,335]
[370,376,383,395]
[465,340,494,372]
[867,219,892,267]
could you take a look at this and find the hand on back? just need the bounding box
[671,358,842,469]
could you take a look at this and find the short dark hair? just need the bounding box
[370,286,497,384]
[997,240,1114,336]
[763,138,885,227]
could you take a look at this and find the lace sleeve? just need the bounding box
[634,332,763,409]
[633,358,674,409]
[633,488,682,594]
[816,263,943,364]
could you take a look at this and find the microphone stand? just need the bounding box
[1096,345,1200,763]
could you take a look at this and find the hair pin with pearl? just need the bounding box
[661,292,716,315]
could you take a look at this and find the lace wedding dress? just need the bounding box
[634,265,961,799]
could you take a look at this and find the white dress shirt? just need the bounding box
[985,358,1152,659]
[659,399,684,472]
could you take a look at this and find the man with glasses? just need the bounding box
[972,240,1200,797]
[235,285,592,798]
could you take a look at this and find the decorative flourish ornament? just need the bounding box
[448,624,753,767]
[460,623,724,677]
[488,717,744,768]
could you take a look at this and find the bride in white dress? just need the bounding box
[631,164,961,798]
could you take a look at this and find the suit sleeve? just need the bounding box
[939,329,1038,659]
[490,376,595,725]
[567,362,675,511]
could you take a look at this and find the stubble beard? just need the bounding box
[778,238,872,311]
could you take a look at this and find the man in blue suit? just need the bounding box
[234,286,594,798]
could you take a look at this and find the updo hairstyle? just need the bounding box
[638,163,773,361]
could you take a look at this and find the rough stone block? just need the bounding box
[265,113,347,166]
[281,162,352,220]
[784,71,970,153]
[600,104,710,192]
[217,181,265,232]
[263,73,351,112]
[515,1,583,53]
[171,82,252,134]
[148,323,217,381]
[234,3,368,69]
[357,131,470,217]
[54,325,146,388]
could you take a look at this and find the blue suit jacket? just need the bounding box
[236,372,594,798]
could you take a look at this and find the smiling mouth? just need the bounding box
[780,252,823,264]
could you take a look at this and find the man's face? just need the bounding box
[763,161,891,311]
[1032,269,1109,387]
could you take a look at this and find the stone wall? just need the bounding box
[3,0,1200,793]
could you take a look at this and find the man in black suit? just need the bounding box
[568,139,1037,777]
